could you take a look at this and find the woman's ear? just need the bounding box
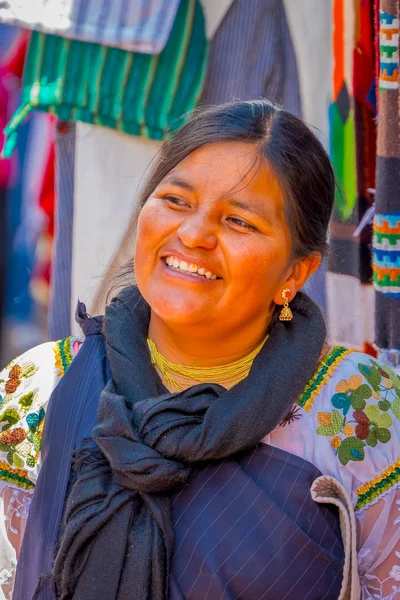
[273,253,322,305]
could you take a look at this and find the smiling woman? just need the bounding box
[1,101,399,600]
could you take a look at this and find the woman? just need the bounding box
[0,100,399,600]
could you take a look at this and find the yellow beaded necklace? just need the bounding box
[147,335,268,391]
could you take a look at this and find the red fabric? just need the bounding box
[31,140,55,305]
[0,30,29,188]
[353,0,377,199]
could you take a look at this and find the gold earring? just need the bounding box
[279,288,293,322]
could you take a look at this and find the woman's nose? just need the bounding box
[177,214,218,250]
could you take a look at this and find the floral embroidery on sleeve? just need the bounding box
[0,337,81,487]
[316,358,400,466]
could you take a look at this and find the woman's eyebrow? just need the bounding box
[161,175,196,192]
[227,198,268,219]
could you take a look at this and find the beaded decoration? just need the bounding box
[53,336,79,376]
[0,460,34,490]
[356,459,400,511]
[279,288,293,322]
[298,346,354,412]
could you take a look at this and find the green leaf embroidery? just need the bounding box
[7,450,14,466]
[359,363,382,391]
[316,425,337,436]
[353,384,372,400]
[13,453,24,468]
[375,428,391,443]
[32,432,41,452]
[0,408,20,432]
[366,430,378,447]
[392,397,400,419]
[19,392,34,409]
[376,413,392,428]
[378,399,391,411]
[364,405,381,423]
[364,405,392,428]
[20,363,39,379]
[359,364,372,378]
[337,437,365,466]
[382,365,400,389]
[26,455,35,468]
[0,443,11,452]
[331,409,343,434]
[350,395,366,411]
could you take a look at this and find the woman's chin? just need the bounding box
[149,291,214,327]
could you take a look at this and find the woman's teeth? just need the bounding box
[165,256,218,280]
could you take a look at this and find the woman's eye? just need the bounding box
[164,195,190,208]
[227,217,257,231]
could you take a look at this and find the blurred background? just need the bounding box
[0,0,399,370]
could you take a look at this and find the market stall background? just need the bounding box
[0,0,399,372]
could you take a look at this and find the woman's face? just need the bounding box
[135,142,296,333]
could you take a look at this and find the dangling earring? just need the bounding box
[279,288,293,322]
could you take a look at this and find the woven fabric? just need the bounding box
[353,0,377,284]
[1,0,208,158]
[48,122,76,341]
[0,0,181,55]
[373,213,400,297]
[200,0,301,118]
[328,0,376,353]
[329,0,357,222]
[374,0,400,354]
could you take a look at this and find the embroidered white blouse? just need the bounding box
[0,340,399,599]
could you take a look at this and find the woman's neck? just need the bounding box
[147,312,271,367]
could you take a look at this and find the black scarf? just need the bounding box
[52,286,326,600]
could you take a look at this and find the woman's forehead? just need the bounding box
[160,142,285,209]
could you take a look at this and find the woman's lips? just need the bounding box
[162,255,221,280]
[161,258,221,283]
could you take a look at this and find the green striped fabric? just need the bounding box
[2,0,208,158]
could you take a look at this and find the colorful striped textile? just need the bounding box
[0,0,181,55]
[328,0,376,354]
[1,0,208,158]
[373,213,400,296]
[329,0,357,222]
[353,0,377,284]
[374,0,400,365]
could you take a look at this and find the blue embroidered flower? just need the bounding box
[331,392,351,415]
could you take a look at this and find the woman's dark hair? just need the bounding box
[109,99,335,298]
[137,99,335,258]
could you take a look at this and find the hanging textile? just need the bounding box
[29,137,55,309]
[373,0,400,369]
[353,0,377,286]
[0,0,181,55]
[48,122,76,340]
[1,0,208,158]
[200,0,301,118]
[327,0,376,354]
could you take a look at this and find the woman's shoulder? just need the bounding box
[0,336,82,491]
[269,346,400,511]
[304,347,399,509]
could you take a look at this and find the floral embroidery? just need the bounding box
[356,459,400,511]
[298,346,354,412]
[0,361,38,406]
[316,358,400,466]
[0,338,80,487]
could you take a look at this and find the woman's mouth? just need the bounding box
[164,256,221,280]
